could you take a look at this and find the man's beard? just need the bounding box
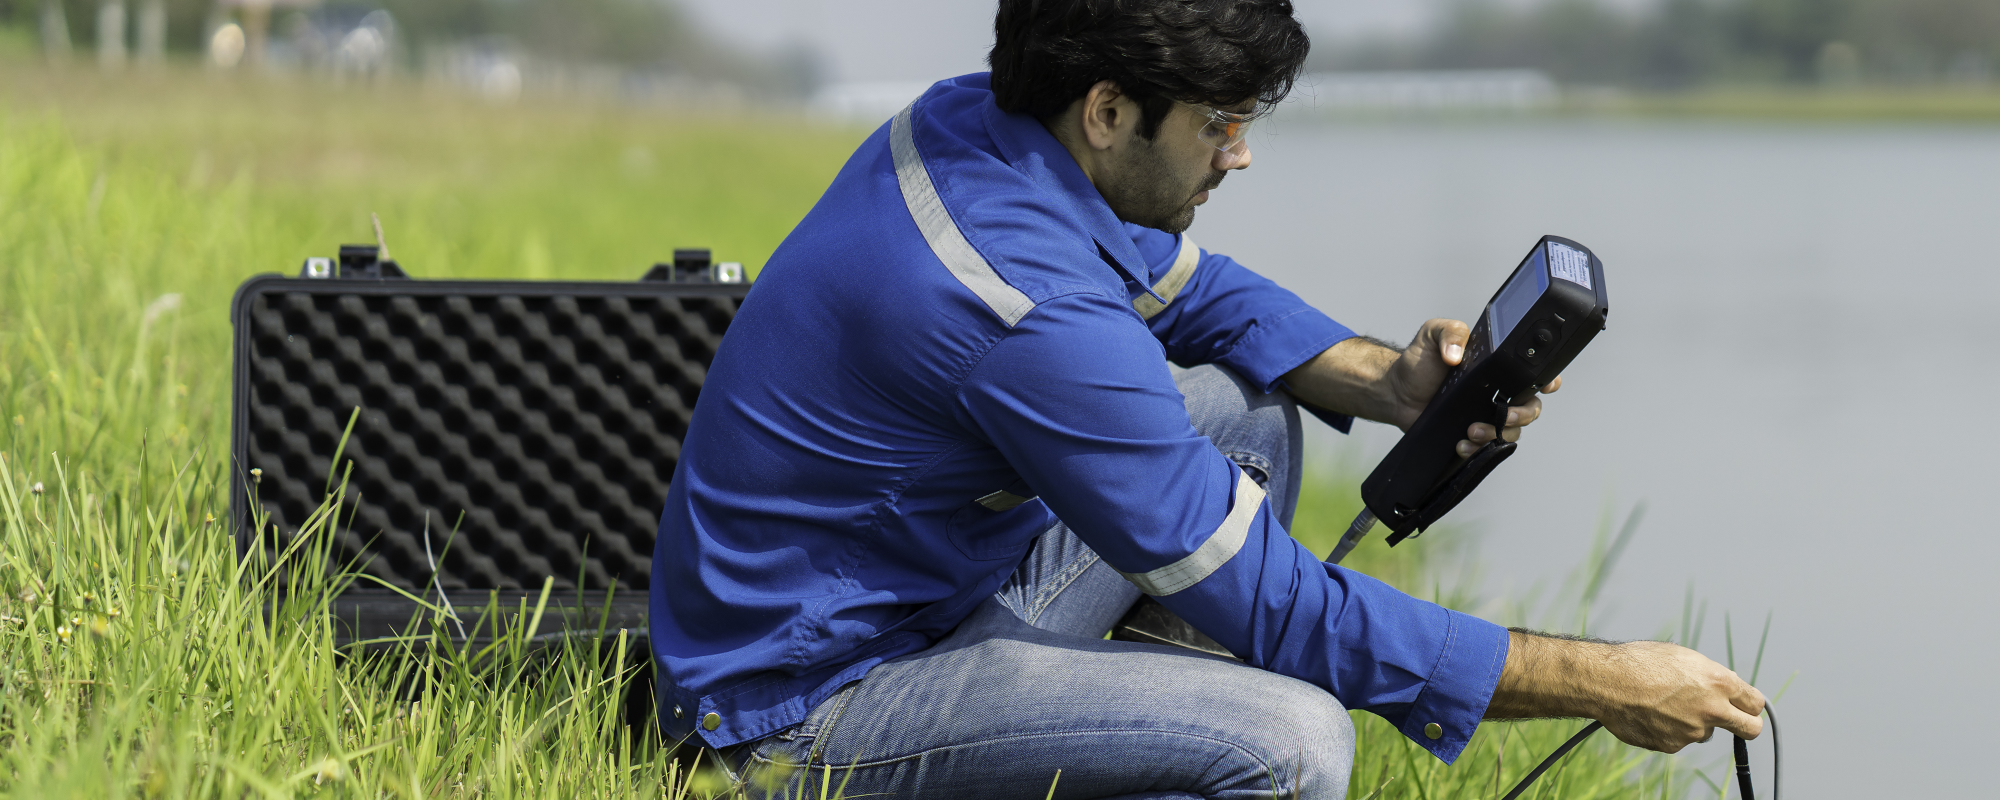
[1100,136,1224,234]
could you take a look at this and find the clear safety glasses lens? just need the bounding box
[1189,104,1260,153]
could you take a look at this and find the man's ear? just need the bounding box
[1078,79,1135,151]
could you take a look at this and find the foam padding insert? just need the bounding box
[233,278,742,592]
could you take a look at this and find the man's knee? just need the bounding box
[1253,682,1355,798]
[1173,364,1268,420]
[1181,673,1353,799]
[1171,362,1304,526]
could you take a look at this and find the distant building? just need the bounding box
[1299,71,1559,112]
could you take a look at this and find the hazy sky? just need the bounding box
[675,0,1443,84]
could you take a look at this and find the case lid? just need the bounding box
[230,273,745,593]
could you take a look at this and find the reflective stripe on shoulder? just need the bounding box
[890,102,1036,327]
[1118,469,1264,596]
[1132,235,1201,320]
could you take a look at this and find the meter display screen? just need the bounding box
[1489,243,1550,343]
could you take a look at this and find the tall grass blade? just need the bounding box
[1582,502,1645,610]
[1724,612,1736,672]
[1750,610,1772,686]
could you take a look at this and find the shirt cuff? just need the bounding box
[1213,307,1358,433]
[1398,610,1510,763]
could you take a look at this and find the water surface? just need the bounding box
[1186,116,2000,796]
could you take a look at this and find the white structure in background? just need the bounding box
[428,41,525,103]
[809,80,936,123]
[1299,70,1558,112]
[211,0,318,70]
[288,8,397,78]
[40,0,72,63]
[97,1,126,71]
[334,11,394,76]
[209,22,246,68]
[137,0,166,67]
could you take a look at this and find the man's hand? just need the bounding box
[1282,319,1561,455]
[1485,631,1766,753]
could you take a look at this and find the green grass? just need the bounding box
[0,61,1724,798]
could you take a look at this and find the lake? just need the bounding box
[1186,114,2000,796]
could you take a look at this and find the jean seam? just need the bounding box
[804,727,1287,792]
[1025,542,1102,625]
[804,684,859,764]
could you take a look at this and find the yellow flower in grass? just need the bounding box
[310,757,346,785]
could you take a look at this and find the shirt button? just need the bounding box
[702,712,722,731]
[1424,722,1443,740]
[672,705,684,719]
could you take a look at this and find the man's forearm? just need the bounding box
[1486,628,1767,753]
[1279,336,1405,426]
[1485,629,1618,720]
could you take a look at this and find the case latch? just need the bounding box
[643,248,744,283]
[300,245,408,280]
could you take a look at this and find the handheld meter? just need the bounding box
[1330,235,1608,562]
[1116,235,1609,652]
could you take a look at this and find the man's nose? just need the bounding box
[1214,141,1252,171]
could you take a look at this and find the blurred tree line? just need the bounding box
[0,0,818,95]
[1315,0,2000,87]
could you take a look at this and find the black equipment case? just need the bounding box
[230,245,748,648]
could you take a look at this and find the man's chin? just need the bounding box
[1158,206,1197,235]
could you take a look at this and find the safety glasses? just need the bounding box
[1182,101,1266,154]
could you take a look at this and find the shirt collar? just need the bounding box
[970,77,1153,291]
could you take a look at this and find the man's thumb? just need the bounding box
[1417,318,1469,366]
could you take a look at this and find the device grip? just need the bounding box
[1385,440,1516,546]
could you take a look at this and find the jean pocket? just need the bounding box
[1223,451,1272,487]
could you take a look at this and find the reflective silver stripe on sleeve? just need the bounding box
[976,490,1033,512]
[891,103,1036,327]
[1131,235,1201,320]
[1119,470,1265,596]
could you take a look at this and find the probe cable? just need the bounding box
[1326,511,1780,799]
[1497,702,1778,800]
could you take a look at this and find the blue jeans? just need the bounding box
[730,365,1353,799]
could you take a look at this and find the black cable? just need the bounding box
[1734,736,1754,800]
[1498,702,1779,800]
[1765,701,1780,800]
[1498,721,1602,800]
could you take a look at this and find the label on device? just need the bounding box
[1548,242,1592,289]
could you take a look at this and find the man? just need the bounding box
[649,1,1765,797]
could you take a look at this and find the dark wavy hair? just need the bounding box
[989,0,1310,140]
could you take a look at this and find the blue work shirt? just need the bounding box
[650,73,1509,763]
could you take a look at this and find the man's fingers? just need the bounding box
[1541,375,1563,393]
[1419,318,1471,365]
[1504,396,1544,427]
[1730,685,1768,718]
[1716,705,1764,740]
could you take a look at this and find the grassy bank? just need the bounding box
[3,64,1698,798]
